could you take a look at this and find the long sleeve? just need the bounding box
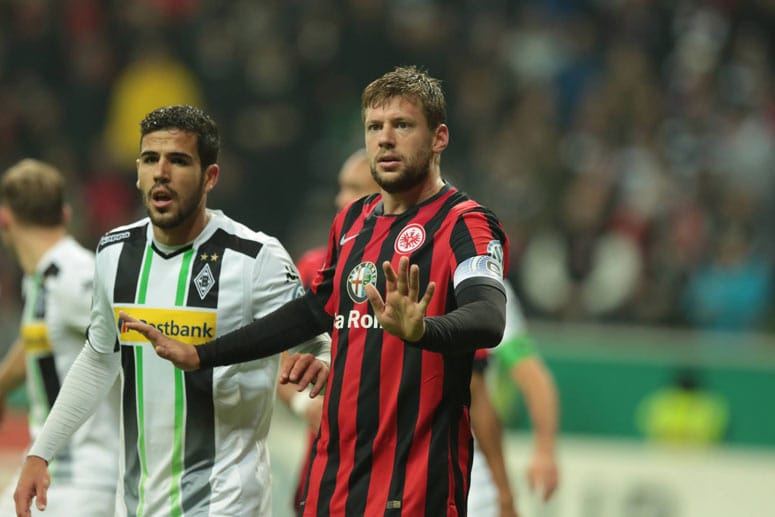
[28,345,120,461]
[197,292,332,368]
[408,282,506,356]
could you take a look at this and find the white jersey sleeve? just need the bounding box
[250,236,331,361]
[87,238,123,354]
[502,279,527,339]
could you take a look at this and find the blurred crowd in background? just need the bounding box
[1,0,774,335]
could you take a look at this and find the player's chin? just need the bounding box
[149,211,179,229]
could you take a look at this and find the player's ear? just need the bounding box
[203,164,219,193]
[432,124,449,153]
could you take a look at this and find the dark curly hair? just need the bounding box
[140,105,220,168]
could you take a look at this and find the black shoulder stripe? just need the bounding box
[42,263,60,278]
[340,197,369,237]
[114,228,149,303]
[451,216,477,266]
[204,228,262,258]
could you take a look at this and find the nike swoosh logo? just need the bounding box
[339,233,359,246]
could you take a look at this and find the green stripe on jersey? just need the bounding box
[133,245,195,516]
[137,246,154,304]
[176,249,194,306]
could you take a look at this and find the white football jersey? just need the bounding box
[90,210,324,517]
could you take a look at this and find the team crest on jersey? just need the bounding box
[346,261,378,303]
[194,263,216,300]
[394,223,425,254]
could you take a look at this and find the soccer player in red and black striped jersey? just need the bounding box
[122,65,511,516]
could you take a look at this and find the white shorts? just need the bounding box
[467,443,499,517]
[0,474,115,517]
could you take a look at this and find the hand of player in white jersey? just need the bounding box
[118,311,201,371]
[527,449,559,502]
[279,352,329,398]
[365,256,435,342]
[14,455,50,516]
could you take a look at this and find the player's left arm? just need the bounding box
[495,279,560,501]
[511,355,560,501]
[470,368,519,517]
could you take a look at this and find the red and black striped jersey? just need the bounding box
[302,184,509,516]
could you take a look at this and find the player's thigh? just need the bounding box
[468,452,499,517]
[0,477,18,517]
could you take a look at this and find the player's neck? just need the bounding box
[13,225,68,274]
[381,176,445,215]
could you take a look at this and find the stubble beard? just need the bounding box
[372,147,433,194]
[144,182,206,230]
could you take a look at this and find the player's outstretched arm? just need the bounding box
[14,456,50,516]
[119,311,200,371]
[365,256,435,342]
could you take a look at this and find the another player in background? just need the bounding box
[119,66,511,515]
[0,159,119,516]
[469,279,560,516]
[13,106,330,517]
[294,149,375,286]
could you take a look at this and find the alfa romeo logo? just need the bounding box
[346,262,378,303]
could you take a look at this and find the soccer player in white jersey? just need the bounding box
[0,159,119,516]
[13,105,331,517]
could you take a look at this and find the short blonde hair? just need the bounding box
[0,158,66,226]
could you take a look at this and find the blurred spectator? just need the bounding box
[518,172,643,321]
[78,141,139,247]
[103,42,203,166]
[682,220,774,333]
[636,368,730,445]
[0,0,773,334]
